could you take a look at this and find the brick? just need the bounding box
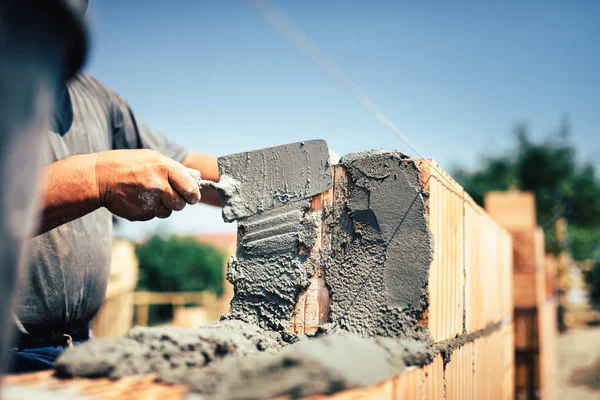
[484,191,537,231]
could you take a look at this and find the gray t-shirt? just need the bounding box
[15,74,188,335]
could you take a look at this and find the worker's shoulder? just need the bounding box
[68,73,117,104]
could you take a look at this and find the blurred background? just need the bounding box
[83,2,599,399]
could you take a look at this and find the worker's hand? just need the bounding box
[94,149,201,221]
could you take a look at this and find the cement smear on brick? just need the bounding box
[221,199,319,335]
[221,149,434,341]
[433,321,505,366]
[321,150,434,340]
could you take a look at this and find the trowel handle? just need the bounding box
[197,179,221,191]
[186,167,201,180]
[186,169,219,190]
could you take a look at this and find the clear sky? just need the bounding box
[83,0,600,240]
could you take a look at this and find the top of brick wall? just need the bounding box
[484,191,537,230]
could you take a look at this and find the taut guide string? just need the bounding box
[246,0,537,325]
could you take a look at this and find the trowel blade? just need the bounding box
[213,140,333,222]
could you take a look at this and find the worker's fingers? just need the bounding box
[154,204,173,219]
[167,163,201,205]
[161,188,186,212]
[129,210,154,222]
[186,167,201,181]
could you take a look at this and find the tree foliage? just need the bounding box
[453,119,600,262]
[135,234,225,296]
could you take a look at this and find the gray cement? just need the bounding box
[322,150,434,340]
[162,333,434,400]
[173,322,507,400]
[55,320,288,379]
[54,321,506,399]
[222,199,319,335]
[433,321,505,366]
[216,140,333,222]
[221,149,434,342]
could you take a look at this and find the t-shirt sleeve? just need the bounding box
[109,90,188,163]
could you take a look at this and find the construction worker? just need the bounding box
[0,0,89,375]
[8,3,221,373]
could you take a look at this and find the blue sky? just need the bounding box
[83,1,600,239]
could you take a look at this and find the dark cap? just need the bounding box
[63,0,89,19]
[52,0,90,79]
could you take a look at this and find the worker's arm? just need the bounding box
[99,82,222,208]
[37,149,201,235]
[181,152,222,207]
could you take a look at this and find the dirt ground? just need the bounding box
[557,326,600,399]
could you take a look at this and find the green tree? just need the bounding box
[453,118,600,263]
[135,234,225,295]
[134,234,226,325]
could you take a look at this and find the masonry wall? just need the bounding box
[5,151,520,400]
[286,156,515,399]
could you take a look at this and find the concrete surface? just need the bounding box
[558,326,600,399]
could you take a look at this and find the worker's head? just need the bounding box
[65,0,89,19]
[60,0,89,79]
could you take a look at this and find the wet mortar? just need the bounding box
[321,150,434,340]
[55,320,288,380]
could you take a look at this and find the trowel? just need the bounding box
[197,139,333,222]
